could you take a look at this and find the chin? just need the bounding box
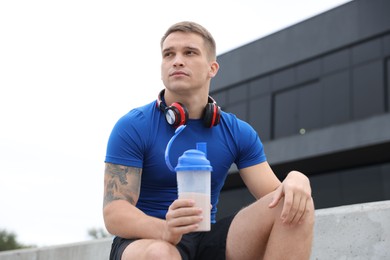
[166,84,192,92]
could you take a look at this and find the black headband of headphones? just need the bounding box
[156,89,217,110]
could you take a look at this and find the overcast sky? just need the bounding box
[0,0,351,247]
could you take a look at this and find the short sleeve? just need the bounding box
[105,109,148,168]
[234,120,267,169]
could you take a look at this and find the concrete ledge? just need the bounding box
[0,238,112,260]
[312,200,390,260]
[1,200,389,260]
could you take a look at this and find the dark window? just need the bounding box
[321,70,351,126]
[352,61,385,119]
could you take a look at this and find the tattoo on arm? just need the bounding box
[103,163,142,208]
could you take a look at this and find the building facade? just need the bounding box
[213,0,390,219]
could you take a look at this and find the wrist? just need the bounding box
[160,220,181,245]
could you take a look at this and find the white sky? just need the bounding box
[0,0,351,247]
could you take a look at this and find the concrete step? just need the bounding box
[1,200,389,260]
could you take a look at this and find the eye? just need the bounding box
[185,50,195,56]
[163,52,173,58]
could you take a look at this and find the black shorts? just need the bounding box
[109,214,235,260]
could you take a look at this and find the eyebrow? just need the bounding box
[185,46,201,53]
[162,46,201,54]
[162,47,173,54]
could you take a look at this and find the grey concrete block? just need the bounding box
[0,201,389,259]
[312,200,390,260]
[0,238,112,260]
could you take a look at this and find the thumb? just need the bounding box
[268,185,283,208]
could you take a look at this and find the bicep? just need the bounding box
[239,161,281,199]
[103,163,142,208]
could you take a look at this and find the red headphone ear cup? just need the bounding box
[203,103,221,128]
[165,102,189,127]
[214,106,221,125]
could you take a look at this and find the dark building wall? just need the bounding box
[212,0,390,219]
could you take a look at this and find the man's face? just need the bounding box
[161,32,216,92]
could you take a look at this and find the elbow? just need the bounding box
[103,203,117,235]
[102,200,138,237]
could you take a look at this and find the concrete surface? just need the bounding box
[0,238,112,260]
[0,200,389,260]
[312,200,390,260]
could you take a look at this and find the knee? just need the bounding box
[305,197,316,227]
[143,241,181,260]
[288,197,315,234]
[272,194,315,229]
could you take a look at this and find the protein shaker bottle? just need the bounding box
[165,126,212,231]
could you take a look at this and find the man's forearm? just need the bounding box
[103,200,165,240]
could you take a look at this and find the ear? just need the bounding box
[208,61,219,78]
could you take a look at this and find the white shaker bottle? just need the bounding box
[165,126,212,232]
[175,143,212,231]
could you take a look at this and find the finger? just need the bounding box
[294,200,308,224]
[165,220,200,239]
[289,196,305,226]
[168,214,204,228]
[280,190,294,222]
[297,198,311,225]
[166,211,204,236]
[268,185,283,208]
[167,205,202,221]
[166,199,202,227]
[170,199,195,210]
[169,222,200,236]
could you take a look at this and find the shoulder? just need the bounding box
[124,101,156,120]
[109,101,160,143]
[219,111,263,150]
[106,101,159,154]
[116,101,157,127]
[220,111,256,134]
[219,112,266,168]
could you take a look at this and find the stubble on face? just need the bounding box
[160,32,213,93]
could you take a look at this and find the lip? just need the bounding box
[170,70,189,77]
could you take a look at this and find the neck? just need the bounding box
[164,88,209,119]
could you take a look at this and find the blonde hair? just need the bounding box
[161,21,217,60]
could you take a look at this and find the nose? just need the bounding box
[173,54,184,67]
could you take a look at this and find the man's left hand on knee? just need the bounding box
[268,171,313,226]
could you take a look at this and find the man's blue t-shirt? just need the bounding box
[105,100,267,223]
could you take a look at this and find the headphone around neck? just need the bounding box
[156,89,221,128]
